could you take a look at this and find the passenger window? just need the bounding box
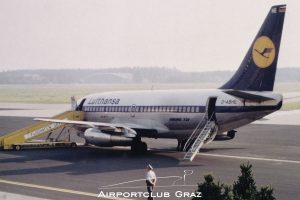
[157,106,161,112]
[187,106,191,113]
[171,106,175,112]
[191,106,195,113]
[178,106,182,112]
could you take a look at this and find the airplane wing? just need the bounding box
[34,118,137,137]
[223,90,275,101]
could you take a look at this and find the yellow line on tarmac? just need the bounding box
[0,179,131,200]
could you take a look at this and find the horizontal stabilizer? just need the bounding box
[223,90,275,101]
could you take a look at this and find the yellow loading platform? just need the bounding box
[0,111,84,150]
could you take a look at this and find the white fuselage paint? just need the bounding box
[80,89,282,139]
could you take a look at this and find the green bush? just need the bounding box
[233,162,257,200]
[192,174,232,200]
[192,162,276,200]
[256,186,275,200]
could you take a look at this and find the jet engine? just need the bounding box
[84,128,134,147]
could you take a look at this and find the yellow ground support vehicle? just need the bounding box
[0,111,84,150]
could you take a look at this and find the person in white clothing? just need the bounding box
[145,164,157,200]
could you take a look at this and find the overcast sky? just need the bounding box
[0,0,298,72]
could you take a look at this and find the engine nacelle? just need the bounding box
[84,128,134,147]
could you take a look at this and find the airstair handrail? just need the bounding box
[183,112,215,152]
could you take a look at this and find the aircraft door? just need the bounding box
[205,97,217,121]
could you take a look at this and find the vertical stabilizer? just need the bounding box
[220,5,286,91]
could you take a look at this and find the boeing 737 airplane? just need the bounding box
[37,5,286,160]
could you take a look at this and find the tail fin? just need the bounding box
[220,5,286,91]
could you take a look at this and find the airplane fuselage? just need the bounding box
[79,89,282,139]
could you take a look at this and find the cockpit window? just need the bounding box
[76,98,86,111]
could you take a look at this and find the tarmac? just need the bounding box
[0,103,299,200]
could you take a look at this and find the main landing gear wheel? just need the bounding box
[131,141,148,154]
[177,139,188,152]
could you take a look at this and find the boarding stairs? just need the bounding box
[183,119,217,161]
[183,97,218,162]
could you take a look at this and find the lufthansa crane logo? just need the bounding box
[252,36,276,68]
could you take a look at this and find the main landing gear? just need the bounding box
[227,130,236,139]
[177,139,187,152]
[131,139,148,154]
